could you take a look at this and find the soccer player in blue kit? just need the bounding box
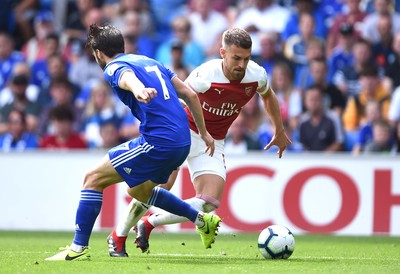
[45,23,221,261]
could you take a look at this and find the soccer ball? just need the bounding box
[257,224,295,259]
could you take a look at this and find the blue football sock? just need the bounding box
[147,187,198,223]
[72,190,103,247]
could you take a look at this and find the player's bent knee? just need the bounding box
[82,172,101,190]
[127,181,155,203]
[158,180,175,191]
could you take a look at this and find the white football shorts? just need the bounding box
[187,130,226,182]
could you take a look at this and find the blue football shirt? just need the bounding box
[103,54,190,147]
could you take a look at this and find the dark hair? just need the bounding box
[305,83,324,95]
[11,74,29,85]
[339,22,354,35]
[171,39,184,50]
[8,109,26,125]
[373,119,391,131]
[86,23,125,57]
[50,75,73,90]
[47,53,67,66]
[354,37,371,47]
[222,28,252,49]
[0,31,12,40]
[49,105,75,122]
[360,63,378,77]
[273,61,294,80]
[310,57,327,67]
[172,16,191,32]
[46,33,59,42]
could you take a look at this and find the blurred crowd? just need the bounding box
[0,0,400,154]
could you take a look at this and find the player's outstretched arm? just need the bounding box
[172,76,215,156]
[260,87,292,158]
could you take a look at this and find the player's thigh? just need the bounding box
[84,154,124,191]
[188,136,226,201]
[187,132,226,182]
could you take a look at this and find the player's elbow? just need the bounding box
[183,89,198,105]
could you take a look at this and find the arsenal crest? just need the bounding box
[245,86,253,96]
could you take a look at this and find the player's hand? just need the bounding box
[135,88,157,103]
[200,132,215,157]
[264,129,292,158]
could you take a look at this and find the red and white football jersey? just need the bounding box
[184,59,270,140]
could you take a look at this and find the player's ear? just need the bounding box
[96,49,103,57]
[220,47,225,59]
[93,49,105,59]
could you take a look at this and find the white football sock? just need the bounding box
[148,197,209,227]
[116,198,149,236]
[194,213,205,227]
[70,243,85,252]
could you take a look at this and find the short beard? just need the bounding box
[93,51,107,70]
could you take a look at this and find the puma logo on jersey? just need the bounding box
[214,88,224,94]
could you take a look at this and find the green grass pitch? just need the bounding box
[0,230,399,274]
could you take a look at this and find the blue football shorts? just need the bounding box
[108,135,190,188]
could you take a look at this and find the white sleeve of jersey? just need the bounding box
[249,61,270,96]
[257,68,270,96]
[184,64,212,94]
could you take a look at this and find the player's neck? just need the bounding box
[107,53,124,63]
